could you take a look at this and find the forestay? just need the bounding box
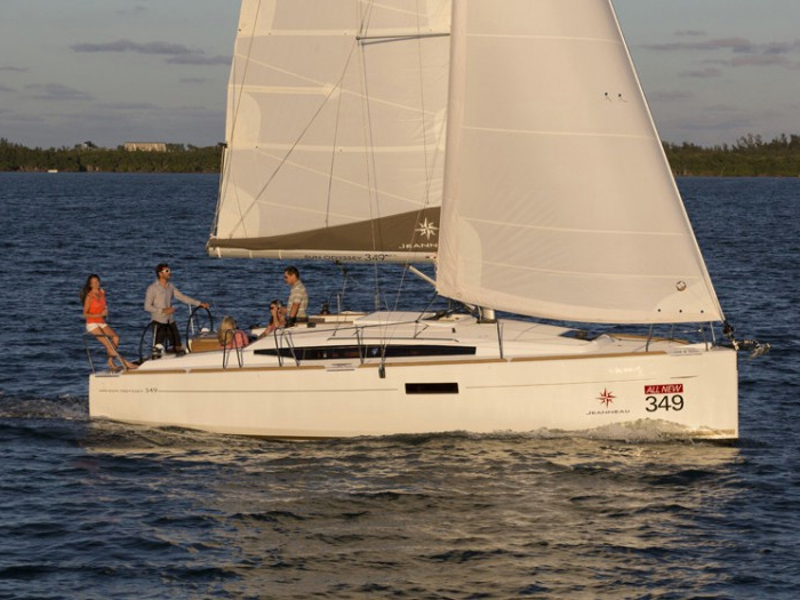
[436,0,724,324]
[208,0,450,262]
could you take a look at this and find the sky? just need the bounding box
[1,0,799,149]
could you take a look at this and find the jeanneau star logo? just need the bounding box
[597,388,616,407]
[415,218,438,240]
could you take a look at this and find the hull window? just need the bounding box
[255,344,476,361]
[405,383,459,395]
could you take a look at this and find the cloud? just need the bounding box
[0,66,28,73]
[675,30,707,37]
[95,102,160,111]
[0,84,15,92]
[649,90,694,102]
[642,36,800,69]
[72,39,196,56]
[167,55,230,66]
[644,37,755,53]
[181,77,210,84]
[25,83,94,101]
[680,67,722,78]
[116,5,148,16]
[728,54,792,68]
[71,39,229,66]
[3,112,46,123]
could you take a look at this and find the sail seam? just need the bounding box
[238,82,441,116]
[464,126,653,140]
[475,260,704,280]
[468,34,621,44]
[460,217,686,237]
[249,148,426,209]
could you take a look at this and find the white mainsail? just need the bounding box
[208,0,451,262]
[436,0,724,324]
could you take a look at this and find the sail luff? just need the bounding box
[436,0,724,325]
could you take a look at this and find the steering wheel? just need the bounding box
[186,305,215,348]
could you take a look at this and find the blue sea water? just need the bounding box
[0,173,798,599]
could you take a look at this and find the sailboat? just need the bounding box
[89,0,741,439]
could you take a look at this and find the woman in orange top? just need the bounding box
[81,274,136,371]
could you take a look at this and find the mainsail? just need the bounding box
[436,0,724,324]
[208,0,451,262]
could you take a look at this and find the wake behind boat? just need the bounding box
[89,0,751,439]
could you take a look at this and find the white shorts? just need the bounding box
[86,322,107,333]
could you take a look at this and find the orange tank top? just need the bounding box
[87,291,106,324]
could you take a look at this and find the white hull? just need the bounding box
[89,314,738,439]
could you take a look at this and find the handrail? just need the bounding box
[646,325,654,352]
[283,328,300,366]
[269,327,301,367]
[221,329,245,369]
[356,327,365,365]
[82,332,99,374]
[496,320,504,360]
[83,331,129,374]
[273,327,284,367]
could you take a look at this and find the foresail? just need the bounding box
[437,0,724,324]
[208,0,450,262]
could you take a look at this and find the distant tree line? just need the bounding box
[664,134,800,177]
[0,139,222,173]
[3,134,800,176]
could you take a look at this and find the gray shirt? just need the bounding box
[144,280,201,324]
[287,280,308,319]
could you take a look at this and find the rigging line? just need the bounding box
[234,46,360,230]
[385,1,439,347]
[221,0,262,239]
[210,143,227,238]
[357,32,449,42]
[325,66,344,227]
[325,0,376,232]
[390,0,439,317]
[324,62,346,228]
[356,0,382,256]
[354,0,387,324]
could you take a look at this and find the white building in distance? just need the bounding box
[123,142,168,152]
